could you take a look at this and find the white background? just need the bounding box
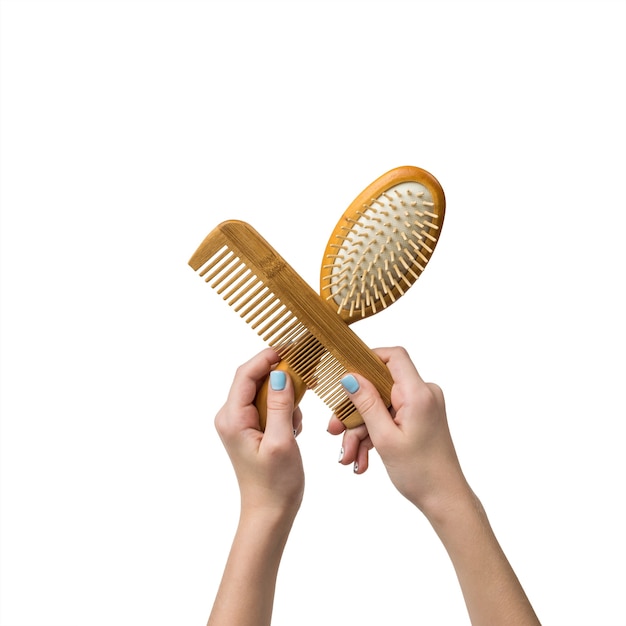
[1,0,625,624]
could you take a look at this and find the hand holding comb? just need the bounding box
[189,166,445,429]
[254,166,446,426]
[188,220,394,428]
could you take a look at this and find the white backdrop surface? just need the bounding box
[1,1,625,625]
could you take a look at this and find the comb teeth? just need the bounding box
[195,243,361,423]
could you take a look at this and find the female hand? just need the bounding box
[215,348,304,520]
[329,346,470,515]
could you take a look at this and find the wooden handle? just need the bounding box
[191,220,396,429]
[255,361,308,431]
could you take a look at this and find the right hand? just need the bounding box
[215,348,305,520]
[328,346,471,516]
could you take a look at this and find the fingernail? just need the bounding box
[353,461,359,473]
[270,370,287,391]
[338,447,344,463]
[341,374,359,394]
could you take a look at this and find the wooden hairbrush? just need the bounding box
[255,165,446,425]
[321,165,445,320]
[188,220,394,429]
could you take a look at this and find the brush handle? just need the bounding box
[255,361,308,431]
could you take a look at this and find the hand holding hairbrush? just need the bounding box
[254,165,446,427]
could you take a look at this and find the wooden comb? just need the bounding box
[188,220,394,429]
[254,166,446,426]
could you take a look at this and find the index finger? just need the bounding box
[226,348,281,409]
[372,346,426,388]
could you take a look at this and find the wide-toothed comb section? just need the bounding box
[194,243,362,423]
[323,180,442,319]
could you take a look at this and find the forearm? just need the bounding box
[207,510,296,626]
[424,489,540,626]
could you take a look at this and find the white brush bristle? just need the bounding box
[323,181,441,319]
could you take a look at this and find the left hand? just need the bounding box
[214,348,305,519]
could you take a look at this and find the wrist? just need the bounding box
[232,507,297,569]
[239,502,300,536]
[424,489,492,552]
[239,485,303,527]
[414,479,480,530]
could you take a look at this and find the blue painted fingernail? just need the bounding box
[341,374,359,393]
[270,370,287,391]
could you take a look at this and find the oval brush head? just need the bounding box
[320,165,446,323]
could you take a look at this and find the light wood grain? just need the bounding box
[189,220,394,429]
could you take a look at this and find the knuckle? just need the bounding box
[214,408,225,432]
[354,390,379,416]
[262,437,291,459]
[266,396,293,413]
[391,345,409,359]
[414,383,445,415]
[425,382,445,404]
[234,363,249,380]
[214,406,235,438]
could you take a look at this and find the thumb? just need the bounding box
[263,370,296,443]
[340,374,395,442]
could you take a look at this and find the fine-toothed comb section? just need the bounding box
[189,220,393,428]
[321,166,445,323]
